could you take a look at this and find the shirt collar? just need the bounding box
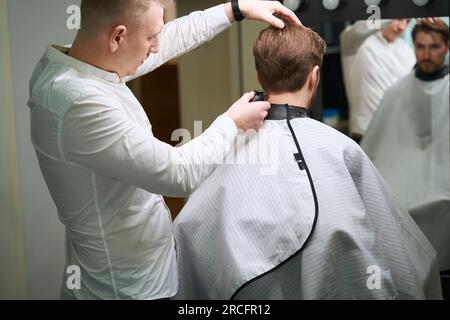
[45,45,122,84]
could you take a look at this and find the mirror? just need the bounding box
[320,17,449,279]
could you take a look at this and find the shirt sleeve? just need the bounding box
[124,4,232,82]
[348,37,385,135]
[340,20,391,57]
[60,94,237,197]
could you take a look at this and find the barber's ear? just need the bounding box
[109,25,127,53]
[309,66,320,90]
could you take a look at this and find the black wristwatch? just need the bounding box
[231,0,244,22]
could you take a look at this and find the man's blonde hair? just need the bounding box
[80,0,172,31]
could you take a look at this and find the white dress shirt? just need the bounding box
[28,5,235,300]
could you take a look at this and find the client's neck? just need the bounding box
[267,90,310,109]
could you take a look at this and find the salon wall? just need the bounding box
[177,0,238,132]
[3,0,80,299]
[0,0,27,300]
[177,0,266,132]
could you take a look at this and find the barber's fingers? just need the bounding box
[226,92,270,131]
[242,90,256,102]
[249,97,270,128]
[249,101,269,131]
[251,101,270,112]
[240,0,302,29]
[269,0,303,27]
[242,91,270,120]
[264,13,286,29]
[417,17,439,24]
[242,91,270,111]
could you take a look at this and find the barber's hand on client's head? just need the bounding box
[238,0,302,29]
[226,91,270,132]
[416,17,440,25]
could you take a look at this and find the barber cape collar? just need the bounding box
[266,104,310,120]
[415,65,449,82]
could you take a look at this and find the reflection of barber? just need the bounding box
[28,0,301,300]
[362,19,450,272]
[173,20,441,300]
[340,20,416,142]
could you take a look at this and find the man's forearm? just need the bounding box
[341,20,392,56]
[223,2,236,24]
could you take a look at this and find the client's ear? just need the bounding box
[308,66,320,91]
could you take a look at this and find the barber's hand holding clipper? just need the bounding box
[226,91,269,131]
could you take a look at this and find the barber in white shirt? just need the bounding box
[340,19,416,142]
[27,0,301,300]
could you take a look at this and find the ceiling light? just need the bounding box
[364,0,382,6]
[284,0,302,11]
[322,0,341,11]
[412,0,430,6]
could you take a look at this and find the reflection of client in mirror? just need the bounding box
[173,19,441,300]
[362,19,450,273]
[340,19,416,143]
